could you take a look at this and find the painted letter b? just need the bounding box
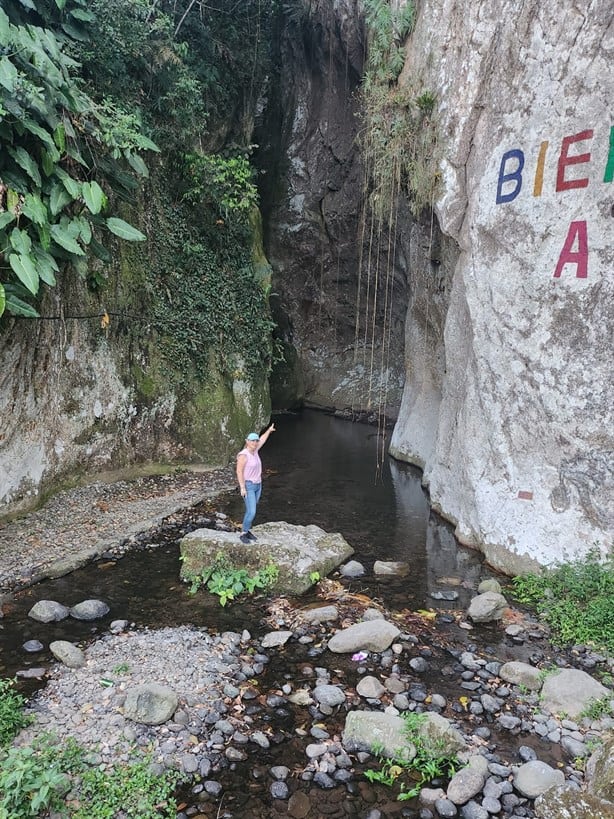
[496,149,525,204]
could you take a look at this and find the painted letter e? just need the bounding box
[496,149,524,204]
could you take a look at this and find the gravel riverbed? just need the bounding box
[2,470,614,819]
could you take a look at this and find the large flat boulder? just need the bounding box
[180,521,353,595]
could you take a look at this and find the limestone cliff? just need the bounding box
[389,0,613,569]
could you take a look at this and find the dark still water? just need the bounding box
[0,410,491,682]
[226,410,487,609]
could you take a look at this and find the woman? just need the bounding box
[236,423,275,543]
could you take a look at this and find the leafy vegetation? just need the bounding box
[0,0,152,319]
[0,682,182,819]
[1,0,278,401]
[364,711,462,801]
[0,678,31,747]
[183,551,279,605]
[580,695,614,721]
[511,547,614,652]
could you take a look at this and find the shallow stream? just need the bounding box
[0,411,566,817]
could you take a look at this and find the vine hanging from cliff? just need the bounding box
[356,0,441,470]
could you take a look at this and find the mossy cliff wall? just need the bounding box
[0,162,271,517]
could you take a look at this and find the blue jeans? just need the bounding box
[242,480,262,532]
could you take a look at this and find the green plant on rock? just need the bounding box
[580,696,614,721]
[182,153,259,218]
[184,551,279,606]
[511,546,614,653]
[360,0,440,218]
[363,712,462,801]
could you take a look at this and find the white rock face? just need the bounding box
[391,0,613,570]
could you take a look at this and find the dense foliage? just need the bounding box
[1,0,279,384]
[512,547,614,653]
[0,0,150,318]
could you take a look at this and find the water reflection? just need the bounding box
[226,411,485,609]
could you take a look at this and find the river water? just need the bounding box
[1,410,494,682]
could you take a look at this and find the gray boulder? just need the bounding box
[124,683,179,725]
[300,605,339,623]
[540,669,610,719]
[313,684,346,708]
[28,600,69,623]
[49,640,86,668]
[498,660,543,691]
[467,592,508,622]
[446,755,488,805]
[586,733,614,802]
[373,560,410,576]
[340,560,365,578]
[327,619,400,653]
[342,711,416,760]
[180,521,353,595]
[535,783,614,818]
[514,759,565,798]
[69,599,110,620]
[260,630,293,648]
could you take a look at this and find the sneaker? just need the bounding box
[239,533,250,544]
[246,531,257,542]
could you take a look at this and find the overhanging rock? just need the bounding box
[179,521,354,595]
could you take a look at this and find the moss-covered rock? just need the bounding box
[180,521,354,595]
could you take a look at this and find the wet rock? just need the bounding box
[261,630,293,648]
[28,600,69,623]
[271,780,289,799]
[288,790,311,818]
[467,592,508,623]
[560,735,588,759]
[434,797,458,816]
[373,560,409,576]
[124,683,179,725]
[327,620,401,653]
[23,639,44,652]
[49,640,85,668]
[498,660,543,691]
[446,755,488,804]
[430,590,459,601]
[342,711,416,760]
[356,676,386,699]
[339,560,365,578]
[69,599,110,620]
[458,800,488,818]
[109,619,129,633]
[420,713,467,754]
[313,684,346,707]
[301,605,338,623]
[16,667,46,679]
[540,669,610,719]
[514,759,565,798]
